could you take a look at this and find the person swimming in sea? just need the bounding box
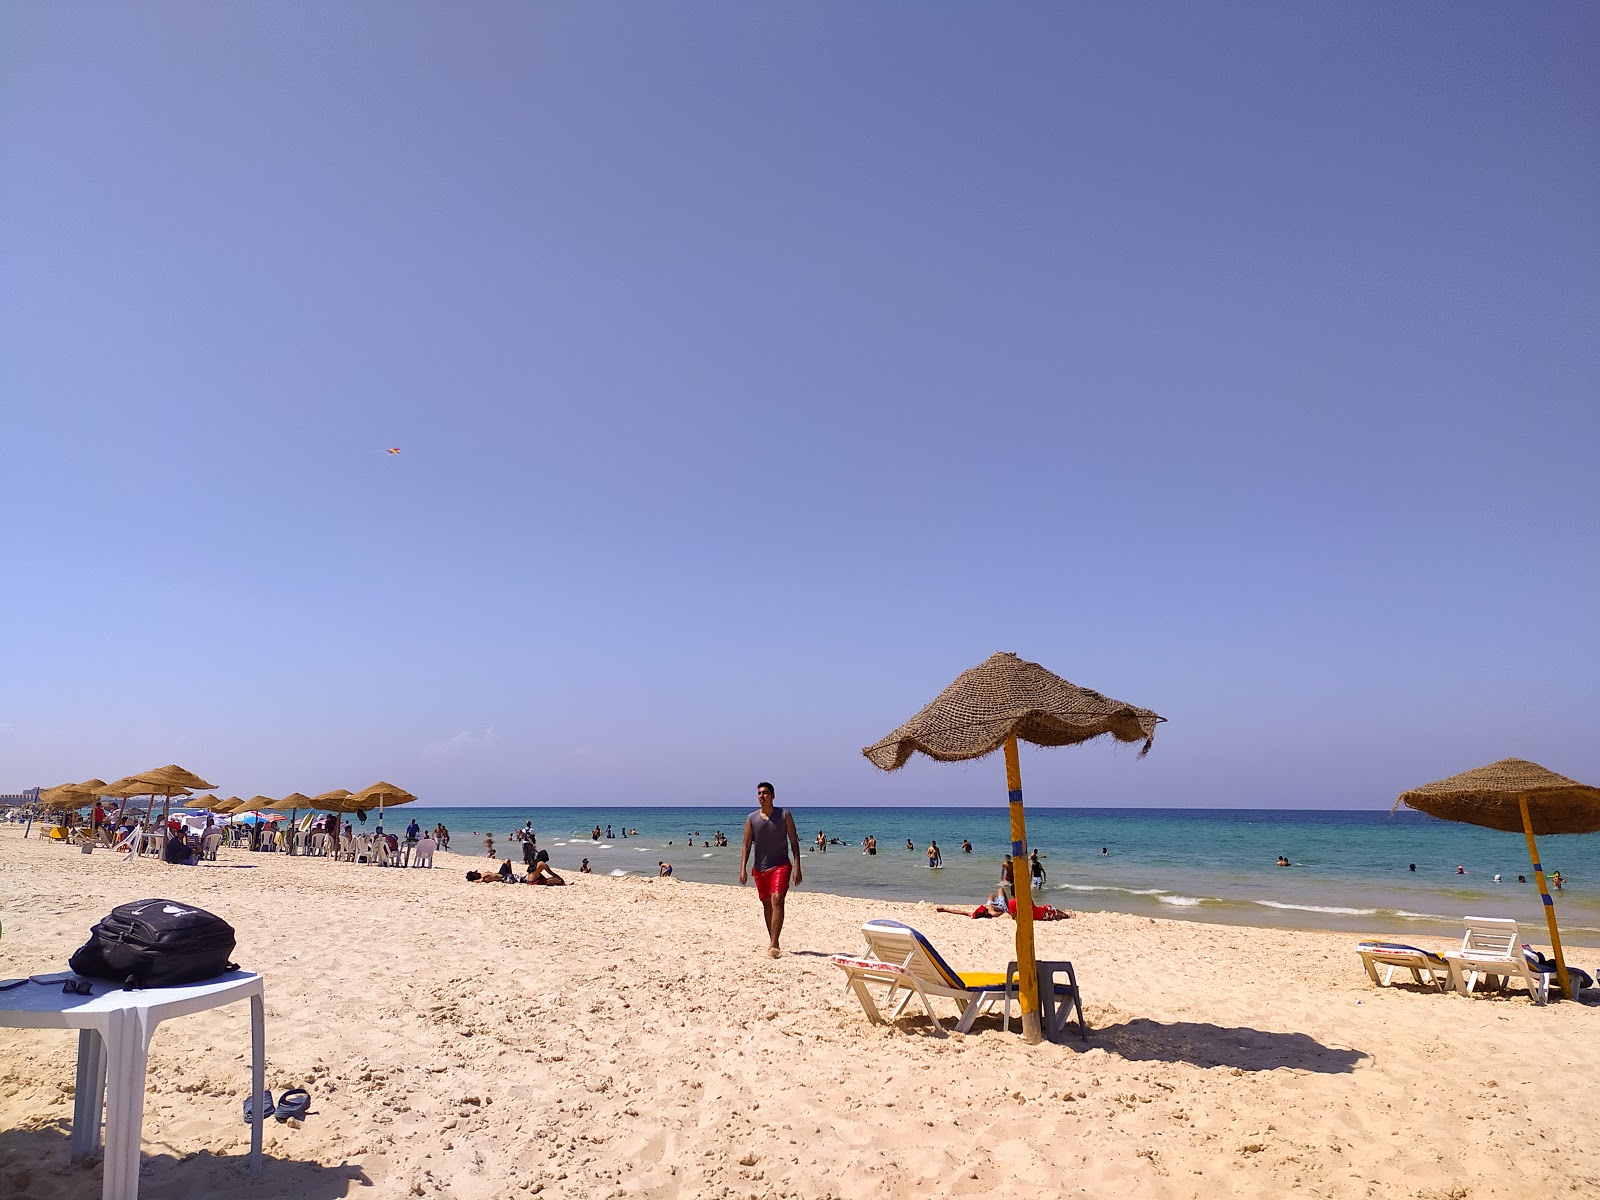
[1275,855,1291,867]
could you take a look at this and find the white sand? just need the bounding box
[2,823,1598,1200]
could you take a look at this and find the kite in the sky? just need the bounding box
[384,448,400,455]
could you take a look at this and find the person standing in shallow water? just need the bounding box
[740,781,802,958]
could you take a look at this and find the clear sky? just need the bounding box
[3,5,1595,810]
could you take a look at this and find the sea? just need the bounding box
[326,805,1600,949]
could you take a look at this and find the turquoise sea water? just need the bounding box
[334,805,1600,949]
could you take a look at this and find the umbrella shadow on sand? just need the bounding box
[0,1122,372,1200]
[1082,1018,1366,1073]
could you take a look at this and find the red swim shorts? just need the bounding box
[753,863,792,901]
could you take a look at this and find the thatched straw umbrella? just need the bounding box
[101,765,216,831]
[39,781,98,811]
[864,652,1164,1043]
[304,789,354,849]
[1398,758,1600,1000]
[35,781,99,838]
[266,793,315,852]
[348,781,416,836]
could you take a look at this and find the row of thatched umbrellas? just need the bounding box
[28,659,1600,1039]
[36,766,416,843]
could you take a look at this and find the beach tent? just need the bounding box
[1398,758,1600,1000]
[863,652,1163,1043]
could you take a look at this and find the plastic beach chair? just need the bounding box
[1521,945,1594,1002]
[1355,941,1453,991]
[829,919,1011,1037]
[1443,917,1545,1003]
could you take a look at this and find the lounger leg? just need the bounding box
[846,978,885,1024]
[885,984,917,1020]
[910,982,946,1038]
[954,996,984,1034]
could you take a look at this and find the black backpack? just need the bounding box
[69,899,237,989]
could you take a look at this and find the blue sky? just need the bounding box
[3,5,1596,810]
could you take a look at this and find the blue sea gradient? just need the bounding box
[322,805,1600,948]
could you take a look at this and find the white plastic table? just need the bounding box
[0,969,264,1200]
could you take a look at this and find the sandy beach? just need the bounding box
[2,824,1597,1200]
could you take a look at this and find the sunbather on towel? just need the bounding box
[937,889,1010,919]
[1006,898,1071,921]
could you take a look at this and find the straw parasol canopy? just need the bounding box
[101,765,217,828]
[39,781,101,808]
[182,793,226,812]
[864,652,1164,1044]
[1397,759,1600,836]
[267,792,315,812]
[211,797,249,814]
[1398,758,1600,1000]
[348,781,416,831]
[130,764,216,794]
[349,781,416,810]
[863,652,1165,770]
[310,788,354,811]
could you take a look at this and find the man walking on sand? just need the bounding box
[740,781,802,958]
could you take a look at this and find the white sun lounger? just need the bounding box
[1443,917,1545,1004]
[1355,941,1453,991]
[830,919,1015,1037]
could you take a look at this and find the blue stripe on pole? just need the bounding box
[1008,790,1023,804]
[1012,841,1024,857]
[1544,894,1555,906]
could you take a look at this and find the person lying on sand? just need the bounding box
[936,897,1006,920]
[938,889,1070,921]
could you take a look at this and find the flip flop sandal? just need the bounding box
[275,1088,311,1121]
[243,1090,275,1124]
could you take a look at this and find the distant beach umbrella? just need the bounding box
[210,796,249,815]
[310,788,354,811]
[1398,758,1600,1000]
[266,793,315,852]
[864,651,1163,1043]
[97,765,216,830]
[348,781,416,834]
[39,781,100,808]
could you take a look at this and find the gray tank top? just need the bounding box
[749,807,790,872]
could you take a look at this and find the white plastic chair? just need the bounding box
[1444,917,1545,1004]
[413,836,435,868]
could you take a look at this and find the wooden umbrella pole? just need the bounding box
[1004,735,1043,1044]
[1518,794,1573,1000]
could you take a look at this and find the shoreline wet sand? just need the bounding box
[2,824,1597,1199]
